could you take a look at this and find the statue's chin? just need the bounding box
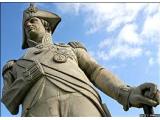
[28,31,42,43]
[29,30,37,38]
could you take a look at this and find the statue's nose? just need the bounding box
[25,21,32,28]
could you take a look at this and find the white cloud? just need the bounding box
[145,50,152,57]
[97,44,142,61]
[148,57,155,66]
[141,11,160,42]
[118,23,142,45]
[55,3,81,15]
[98,39,112,49]
[56,3,146,33]
[97,50,110,61]
[109,45,143,60]
[158,46,160,65]
[144,3,160,15]
[56,3,160,61]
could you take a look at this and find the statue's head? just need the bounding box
[22,3,61,49]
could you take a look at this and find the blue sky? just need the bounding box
[1,3,160,117]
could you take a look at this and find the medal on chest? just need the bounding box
[53,48,68,63]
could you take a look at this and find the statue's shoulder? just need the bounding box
[67,41,87,51]
[2,60,16,75]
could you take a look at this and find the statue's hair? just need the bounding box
[40,19,52,33]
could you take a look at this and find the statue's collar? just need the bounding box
[27,33,53,49]
[35,43,53,49]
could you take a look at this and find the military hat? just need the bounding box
[22,3,61,49]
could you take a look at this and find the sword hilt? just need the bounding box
[142,90,154,117]
[143,105,154,116]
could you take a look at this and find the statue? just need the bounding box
[1,4,160,117]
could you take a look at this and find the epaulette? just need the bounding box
[68,41,87,51]
[2,60,16,75]
[54,43,70,47]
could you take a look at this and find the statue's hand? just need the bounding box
[129,83,160,108]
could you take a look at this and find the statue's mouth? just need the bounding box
[28,26,36,32]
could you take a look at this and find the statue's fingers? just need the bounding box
[139,83,157,98]
[144,91,150,98]
[144,86,157,99]
[139,83,154,91]
[149,84,157,98]
[155,90,160,104]
[138,96,158,107]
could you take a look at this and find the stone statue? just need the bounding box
[1,4,160,117]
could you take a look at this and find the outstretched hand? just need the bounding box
[129,83,160,108]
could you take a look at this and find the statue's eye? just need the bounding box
[24,18,39,27]
[30,18,38,23]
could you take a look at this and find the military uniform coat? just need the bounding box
[2,42,110,116]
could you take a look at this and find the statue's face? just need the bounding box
[24,17,46,42]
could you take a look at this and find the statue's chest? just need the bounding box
[22,46,77,64]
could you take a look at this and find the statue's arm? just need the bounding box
[1,60,19,115]
[2,60,16,95]
[69,42,159,111]
[69,42,131,111]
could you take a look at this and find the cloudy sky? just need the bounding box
[1,3,160,117]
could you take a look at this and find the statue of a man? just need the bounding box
[2,4,160,117]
